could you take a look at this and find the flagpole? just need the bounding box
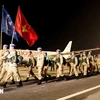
[11,32,14,44]
[0,5,4,49]
[0,31,2,49]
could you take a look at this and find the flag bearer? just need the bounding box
[0,44,15,84]
[2,44,23,88]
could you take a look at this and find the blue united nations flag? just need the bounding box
[1,7,20,41]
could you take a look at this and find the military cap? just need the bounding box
[88,51,92,53]
[44,51,47,54]
[28,50,32,53]
[56,49,61,52]
[72,51,75,53]
[10,43,16,47]
[3,44,8,47]
[83,52,86,54]
[37,47,42,50]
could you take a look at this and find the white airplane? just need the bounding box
[16,41,72,61]
[13,41,100,62]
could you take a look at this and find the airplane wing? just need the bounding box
[74,48,100,54]
[62,48,100,56]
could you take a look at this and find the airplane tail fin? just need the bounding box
[62,41,72,59]
[62,41,72,53]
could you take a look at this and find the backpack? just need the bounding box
[34,58,37,66]
[62,57,66,65]
[16,55,23,64]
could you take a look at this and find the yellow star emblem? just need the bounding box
[22,25,27,32]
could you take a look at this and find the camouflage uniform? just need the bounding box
[69,52,78,78]
[37,47,44,84]
[88,51,95,74]
[25,50,37,81]
[3,44,23,88]
[55,49,64,80]
[0,44,14,83]
[43,52,51,81]
[93,55,99,73]
[78,53,83,74]
[81,52,89,76]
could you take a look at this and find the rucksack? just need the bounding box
[63,57,66,65]
[16,55,23,64]
[34,58,37,66]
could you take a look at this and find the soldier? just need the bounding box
[55,49,64,81]
[17,55,23,66]
[93,55,99,73]
[88,51,95,74]
[81,52,89,77]
[2,44,23,88]
[78,53,83,74]
[43,52,51,81]
[50,59,55,71]
[36,47,44,85]
[0,44,15,84]
[69,51,79,78]
[25,50,38,81]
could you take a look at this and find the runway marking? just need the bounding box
[56,85,100,100]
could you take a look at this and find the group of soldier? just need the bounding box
[0,43,99,88]
[67,51,99,79]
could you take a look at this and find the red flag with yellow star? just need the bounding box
[14,6,38,46]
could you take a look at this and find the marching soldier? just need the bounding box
[50,59,55,71]
[55,49,64,81]
[69,51,79,78]
[78,53,83,74]
[0,44,15,84]
[93,55,99,73]
[81,52,89,76]
[43,52,51,81]
[2,44,23,88]
[88,51,95,74]
[25,50,38,81]
[36,47,45,85]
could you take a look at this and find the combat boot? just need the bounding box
[44,76,48,82]
[55,77,61,81]
[17,81,23,87]
[24,77,29,82]
[48,75,51,80]
[3,82,7,88]
[9,79,15,84]
[37,80,42,85]
[34,76,38,80]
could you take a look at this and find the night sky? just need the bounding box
[1,1,100,52]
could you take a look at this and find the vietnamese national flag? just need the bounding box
[14,6,38,46]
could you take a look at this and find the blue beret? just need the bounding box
[44,51,47,54]
[3,44,8,47]
[10,44,16,47]
[72,51,75,53]
[83,52,86,54]
[37,47,42,50]
[56,49,61,52]
[28,50,32,53]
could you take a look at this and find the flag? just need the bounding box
[14,6,38,46]
[1,7,20,41]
